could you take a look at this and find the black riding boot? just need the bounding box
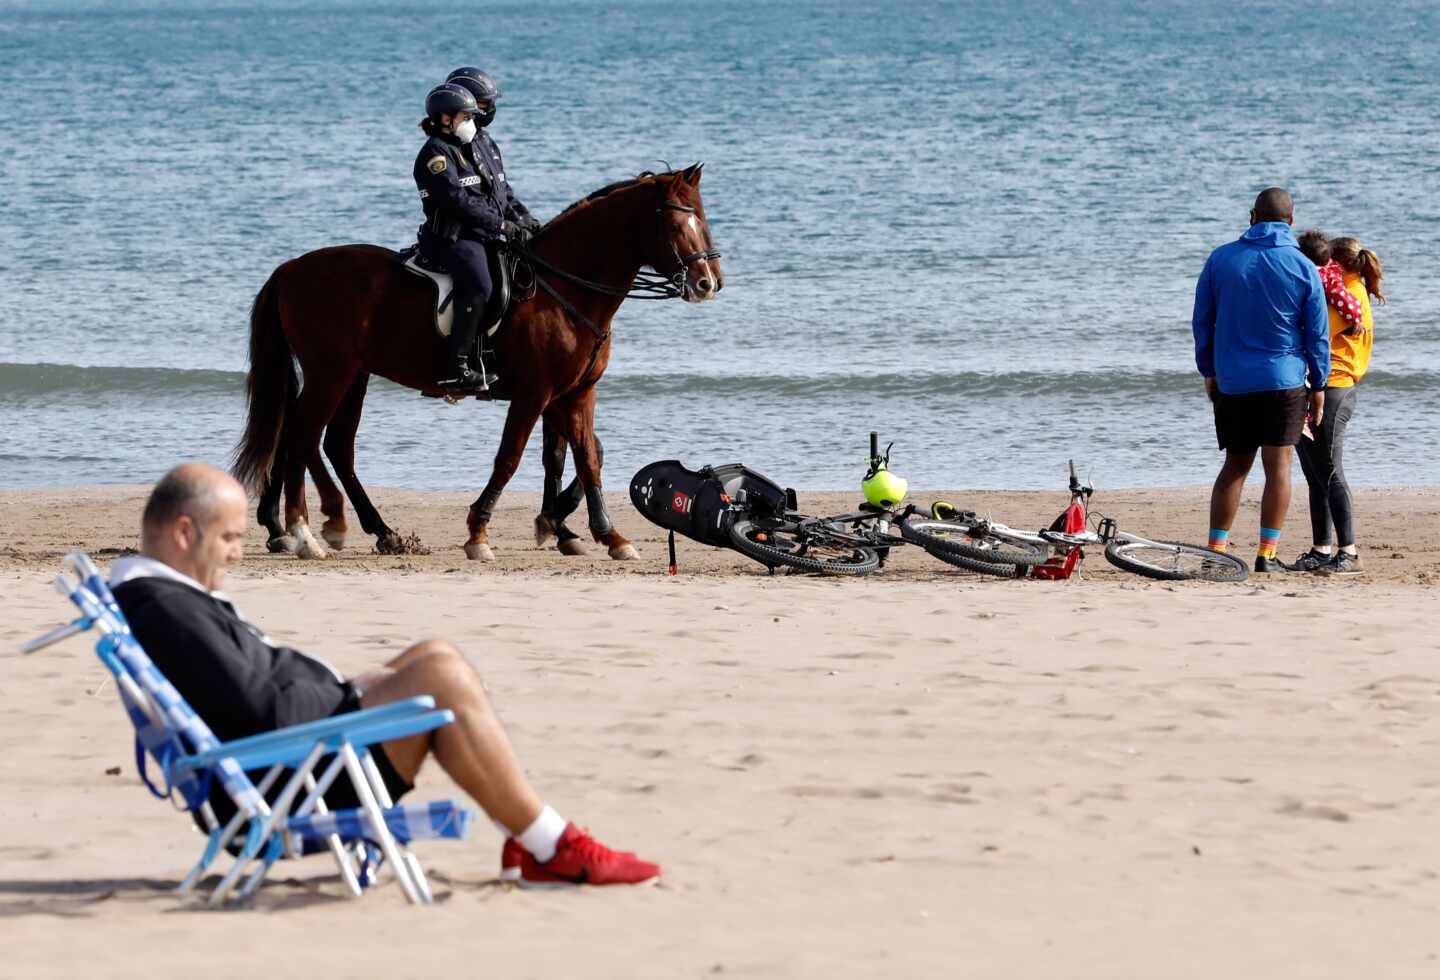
[438,289,497,390]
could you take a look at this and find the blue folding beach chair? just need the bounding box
[22,553,477,907]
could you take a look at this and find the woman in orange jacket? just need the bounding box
[1292,234,1384,575]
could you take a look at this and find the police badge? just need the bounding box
[427,156,447,175]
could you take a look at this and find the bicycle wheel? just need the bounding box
[921,545,1027,578]
[900,516,1051,566]
[728,517,881,576]
[1104,539,1249,582]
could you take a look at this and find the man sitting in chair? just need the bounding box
[109,462,659,888]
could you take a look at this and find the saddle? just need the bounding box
[396,244,515,340]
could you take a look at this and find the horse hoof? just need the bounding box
[290,524,329,560]
[321,528,346,551]
[295,539,329,560]
[267,535,298,554]
[464,542,496,562]
[608,543,640,561]
[377,534,404,555]
[558,538,588,557]
[533,515,557,548]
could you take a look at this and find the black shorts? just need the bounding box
[1213,386,1307,452]
[320,685,415,811]
[208,685,414,840]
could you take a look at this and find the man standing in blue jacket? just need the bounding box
[1193,187,1330,573]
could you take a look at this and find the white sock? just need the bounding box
[516,805,567,863]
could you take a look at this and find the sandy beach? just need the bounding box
[2,484,1439,978]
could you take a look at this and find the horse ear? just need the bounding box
[685,162,704,185]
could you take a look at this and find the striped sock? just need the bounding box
[1208,528,1230,552]
[1258,527,1281,560]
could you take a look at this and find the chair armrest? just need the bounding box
[199,697,435,757]
[178,709,454,773]
[175,698,444,772]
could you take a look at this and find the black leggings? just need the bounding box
[1295,386,1358,548]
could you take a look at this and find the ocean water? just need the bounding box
[2,0,1438,498]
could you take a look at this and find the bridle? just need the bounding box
[505,184,722,342]
[655,200,723,293]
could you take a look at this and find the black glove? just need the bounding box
[502,220,531,246]
[519,214,542,235]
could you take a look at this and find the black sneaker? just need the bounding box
[1321,552,1363,576]
[1253,555,1293,573]
[1288,549,1333,573]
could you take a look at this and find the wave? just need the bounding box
[602,367,1440,399]
[0,362,247,398]
[3,361,1435,401]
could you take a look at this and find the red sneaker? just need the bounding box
[499,823,660,888]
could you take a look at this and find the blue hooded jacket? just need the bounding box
[1192,222,1330,395]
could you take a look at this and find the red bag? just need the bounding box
[1029,494,1087,580]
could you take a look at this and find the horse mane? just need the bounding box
[547,170,675,227]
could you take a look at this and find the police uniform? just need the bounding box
[469,129,532,228]
[413,129,508,307]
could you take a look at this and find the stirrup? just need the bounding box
[438,366,494,392]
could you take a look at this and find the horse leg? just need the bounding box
[258,438,296,553]
[551,432,602,525]
[308,450,346,552]
[465,398,545,561]
[282,370,355,560]
[534,414,587,556]
[322,374,402,553]
[555,390,636,561]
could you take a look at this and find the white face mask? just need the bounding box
[452,118,477,143]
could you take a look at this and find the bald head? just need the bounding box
[142,463,244,542]
[141,463,248,590]
[1251,187,1294,224]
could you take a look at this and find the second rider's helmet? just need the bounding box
[447,67,500,102]
[425,82,480,122]
[446,67,499,126]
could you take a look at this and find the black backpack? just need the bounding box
[629,460,791,547]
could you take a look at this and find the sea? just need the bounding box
[2,0,1437,497]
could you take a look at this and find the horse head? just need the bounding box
[652,164,722,302]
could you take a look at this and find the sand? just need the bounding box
[1,484,1439,979]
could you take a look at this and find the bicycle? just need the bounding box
[723,434,1049,576]
[901,462,1250,582]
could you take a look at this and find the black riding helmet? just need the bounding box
[447,66,500,101]
[446,67,499,127]
[425,82,479,123]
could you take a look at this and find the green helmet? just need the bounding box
[862,467,909,508]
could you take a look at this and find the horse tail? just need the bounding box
[231,270,297,493]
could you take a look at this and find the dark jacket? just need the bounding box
[414,128,508,246]
[470,129,531,224]
[111,575,350,744]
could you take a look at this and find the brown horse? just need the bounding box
[231,165,721,560]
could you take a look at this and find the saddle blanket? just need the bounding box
[399,252,456,338]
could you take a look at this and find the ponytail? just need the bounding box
[1356,248,1385,303]
[1329,237,1386,304]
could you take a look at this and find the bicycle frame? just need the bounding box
[752,504,919,562]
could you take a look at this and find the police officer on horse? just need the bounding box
[413,69,540,391]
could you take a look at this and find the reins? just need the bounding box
[503,185,722,379]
